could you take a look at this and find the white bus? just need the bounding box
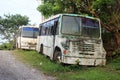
[36,14,106,66]
[16,25,39,50]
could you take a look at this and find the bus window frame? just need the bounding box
[39,17,59,36]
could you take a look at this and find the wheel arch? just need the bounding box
[54,46,61,52]
[39,44,43,54]
[40,44,43,47]
[53,46,61,57]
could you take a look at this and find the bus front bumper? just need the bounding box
[21,45,36,50]
[62,56,106,66]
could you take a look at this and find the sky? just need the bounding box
[0,0,42,44]
[0,0,42,26]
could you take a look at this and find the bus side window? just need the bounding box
[45,27,48,35]
[49,20,54,35]
[52,20,58,35]
[41,25,45,35]
[40,25,44,35]
[41,23,48,35]
[48,26,51,35]
[48,20,53,35]
[51,26,54,35]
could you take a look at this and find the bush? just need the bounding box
[112,48,120,57]
[102,29,118,59]
[0,43,11,50]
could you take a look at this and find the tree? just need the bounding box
[37,0,63,18]
[37,0,79,18]
[0,14,29,49]
[93,0,120,47]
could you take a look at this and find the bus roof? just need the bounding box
[40,13,100,24]
[19,25,39,29]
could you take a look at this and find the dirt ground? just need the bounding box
[0,50,56,80]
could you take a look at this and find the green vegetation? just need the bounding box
[0,14,29,49]
[0,42,16,50]
[0,43,11,50]
[13,50,120,80]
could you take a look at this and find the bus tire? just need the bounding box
[39,44,43,54]
[53,50,62,63]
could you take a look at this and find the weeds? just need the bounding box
[13,50,120,80]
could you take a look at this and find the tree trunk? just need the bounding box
[114,32,120,48]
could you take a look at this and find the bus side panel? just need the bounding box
[46,36,54,58]
[40,36,54,58]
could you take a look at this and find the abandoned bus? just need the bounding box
[16,25,39,50]
[36,14,106,66]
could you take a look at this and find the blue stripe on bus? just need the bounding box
[23,27,39,31]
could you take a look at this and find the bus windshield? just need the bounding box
[22,27,39,38]
[62,16,81,35]
[81,17,100,38]
[61,15,100,38]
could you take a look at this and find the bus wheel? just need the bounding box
[39,45,43,54]
[53,50,62,63]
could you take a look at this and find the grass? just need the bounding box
[13,50,120,80]
[0,43,11,50]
